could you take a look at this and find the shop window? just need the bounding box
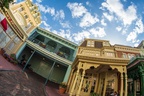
[14,36,20,43]
[8,42,15,50]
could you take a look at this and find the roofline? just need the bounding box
[37,27,78,47]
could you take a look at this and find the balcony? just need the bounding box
[26,40,74,65]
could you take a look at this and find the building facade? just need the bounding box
[66,39,140,96]
[127,40,144,96]
[0,0,41,55]
[17,27,78,84]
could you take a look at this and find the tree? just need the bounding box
[0,0,14,11]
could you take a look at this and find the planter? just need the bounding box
[59,87,66,94]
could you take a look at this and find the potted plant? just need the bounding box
[59,82,67,94]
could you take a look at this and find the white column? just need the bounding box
[120,73,123,96]
[69,69,79,96]
[76,70,85,96]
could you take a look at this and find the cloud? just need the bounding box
[79,12,99,27]
[73,30,91,42]
[59,21,71,28]
[53,10,65,20]
[36,3,55,16]
[67,2,87,18]
[86,1,91,7]
[52,29,72,41]
[101,0,137,26]
[36,0,42,3]
[36,3,65,20]
[126,31,137,43]
[41,21,51,31]
[116,26,122,31]
[134,18,144,34]
[101,19,107,26]
[89,27,106,37]
[103,12,113,21]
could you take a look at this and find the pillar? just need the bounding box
[76,70,85,96]
[120,73,123,96]
[63,65,71,82]
[94,74,99,93]
[140,73,144,96]
[69,69,79,96]
[66,69,74,93]
[124,73,128,96]
[68,71,76,93]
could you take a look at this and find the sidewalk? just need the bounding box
[0,54,69,96]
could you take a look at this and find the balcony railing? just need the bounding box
[26,40,74,65]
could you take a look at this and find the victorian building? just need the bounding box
[66,39,140,96]
[0,0,41,55]
[17,27,77,84]
[127,40,144,96]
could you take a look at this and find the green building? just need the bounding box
[17,27,78,84]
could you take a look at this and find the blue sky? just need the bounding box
[17,0,144,47]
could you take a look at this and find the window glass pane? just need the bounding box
[8,42,15,50]
[14,36,20,43]
[6,25,15,38]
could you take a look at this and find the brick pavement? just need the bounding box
[0,54,69,96]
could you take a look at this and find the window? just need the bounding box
[87,40,94,47]
[0,30,10,48]
[8,42,15,50]
[14,36,20,43]
[123,53,127,58]
[107,52,113,56]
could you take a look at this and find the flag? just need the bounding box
[0,13,7,32]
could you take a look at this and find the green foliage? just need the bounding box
[0,0,14,11]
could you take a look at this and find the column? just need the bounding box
[94,74,99,93]
[68,71,76,93]
[103,73,107,96]
[141,73,144,96]
[120,73,123,96]
[76,70,85,96]
[23,50,35,71]
[66,69,74,93]
[69,69,79,96]
[124,73,128,96]
[63,65,71,82]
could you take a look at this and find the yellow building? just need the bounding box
[0,0,41,55]
[66,39,140,96]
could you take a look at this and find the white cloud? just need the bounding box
[103,13,113,21]
[126,31,137,43]
[53,10,65,20]
[101,0,137,26]
[41,21,51,31]
[36,0,42,3]
[89,27,106,37]
[60,21,71,28]
[79,12,99,27]
[42,21,50,27]
[134,18,144,34]
[86,1,91,7]
[101,19,107,26]
[73,30,91,42]
[116,26,122,31]
[134,43,139,47]
[67,2,87,18]
[36,3,55,16]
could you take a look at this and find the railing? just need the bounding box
[26,40,73,65]
[31,39,75,61]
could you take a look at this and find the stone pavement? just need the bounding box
[0,54,69,96]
